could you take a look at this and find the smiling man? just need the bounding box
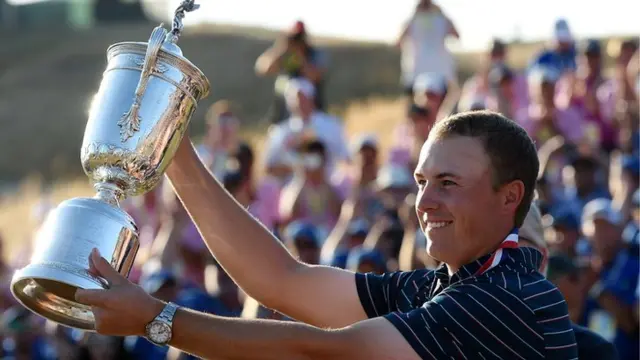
[76,111,578,359]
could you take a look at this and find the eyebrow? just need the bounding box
[414,172,462,180]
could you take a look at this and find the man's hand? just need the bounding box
[75,249,164,337]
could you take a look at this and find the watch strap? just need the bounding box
[156,302,179,325]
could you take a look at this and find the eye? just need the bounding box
[441,179,457,187]
[416,179,426,187]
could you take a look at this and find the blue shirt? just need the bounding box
[529,48,577,75]
[581,249,639,360]
[356,247,578,359]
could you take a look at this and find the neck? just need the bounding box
[447,225,514,276]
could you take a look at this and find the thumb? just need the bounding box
[75,288,109,307]
[89,248,126,286]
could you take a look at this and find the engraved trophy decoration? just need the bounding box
[10,0,210,330]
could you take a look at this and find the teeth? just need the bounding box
[426,221,451,229]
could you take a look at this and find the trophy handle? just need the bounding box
[117,25,168,143]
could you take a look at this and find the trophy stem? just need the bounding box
[94,182,124,207]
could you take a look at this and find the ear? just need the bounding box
[499,180,526,217]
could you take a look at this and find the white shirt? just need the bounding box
[400,10,456,86]
[263,111,350,176]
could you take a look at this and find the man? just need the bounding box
[397,0,459,97]
[529,18,577,75]
[262,78,350,179]
[255,20,327,124]
[76,111,578,359]
[195,100,241,180]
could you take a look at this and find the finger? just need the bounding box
[75,288,110,307]
[89,248,126,286]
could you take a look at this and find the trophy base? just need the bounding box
[11,261,106,331]
[10,197,139,331]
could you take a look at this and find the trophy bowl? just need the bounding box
[11,1,210,330]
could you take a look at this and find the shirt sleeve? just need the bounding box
[355,270,429,318]
[383,283,547,360]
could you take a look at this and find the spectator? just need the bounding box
[580,198,639,360]
[262,78,350,179]
[278,139,342,239]
[255,20,327,124]
[529,18,577,75]
[516,66,585,146]
[543,209,582,259]
[195,100,241,180]
[397,0,460,98]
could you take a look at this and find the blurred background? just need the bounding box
[0,0,638,359]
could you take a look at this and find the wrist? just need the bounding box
[167,139,198,177]
[139,298,167,337]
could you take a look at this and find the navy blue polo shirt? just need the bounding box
[356,247,578,359]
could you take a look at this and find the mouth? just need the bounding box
[425,221,453,230]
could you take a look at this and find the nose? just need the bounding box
[415,185,440,215]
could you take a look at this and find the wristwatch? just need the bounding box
[145,302,179,346]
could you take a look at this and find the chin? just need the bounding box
[425,242,445,264]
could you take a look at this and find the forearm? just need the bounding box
[255,48,286,76]
[166,140,300,307]
[170,306,342,360]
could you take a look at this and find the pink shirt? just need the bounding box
[249,176,282,231]
[515,105,585,146]
[461,71,529,113]
[389,122,417,169]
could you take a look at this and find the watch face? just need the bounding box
[147,321,171,345]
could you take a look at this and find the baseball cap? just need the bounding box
[582,198,623,226]
[413,73,448,95]
[553,19,573,43]
[520,204,546,252]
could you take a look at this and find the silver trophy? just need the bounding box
[10,1,210,330]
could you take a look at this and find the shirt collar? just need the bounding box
[434,231,543,287]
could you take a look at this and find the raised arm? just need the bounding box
[164,138,366,328]
[255,40,289,76]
